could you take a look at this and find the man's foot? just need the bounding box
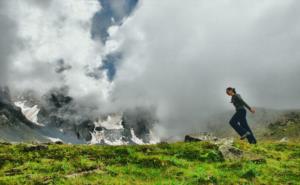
[240,131,251,140]
[249,140,257,144]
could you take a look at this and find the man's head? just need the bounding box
[226,87,236,96]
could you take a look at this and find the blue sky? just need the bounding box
[92,0,139,81]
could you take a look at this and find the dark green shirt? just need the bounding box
[231,94,251,111]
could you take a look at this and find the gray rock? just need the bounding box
[280,137,289,142]
[184,135,202,142]
[184,132,219,142]
[218,144,243,160]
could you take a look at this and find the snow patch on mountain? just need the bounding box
[94,113,123,130]
[14,101,43,126]
[45,136,63,143]
[130,128,144,145]
[90,130,128,145]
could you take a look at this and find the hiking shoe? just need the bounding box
[240,132,251,140]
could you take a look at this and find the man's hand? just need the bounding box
[250,107,256,114]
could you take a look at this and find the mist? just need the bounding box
[1,0,300,138]
[5,0,111,111]
[0,1,17,86]
[109,0,300,136]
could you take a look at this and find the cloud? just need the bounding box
[1,0,300,139]
[0,1,17,85]
[26,0,52,8]
[108,0,300,137]
[5,0,112,109]
[91,0,138,43]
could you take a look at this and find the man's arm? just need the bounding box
[237,94,252,111]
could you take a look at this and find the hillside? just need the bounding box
[205,108,300,140]
[0,140,299,185]
[265,111,300,137]
[1,93,300,184]
[0,88,157,145]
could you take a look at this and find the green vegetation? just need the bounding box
[0,111,299,184]
[0,140,299,185]
[265,112,300,140]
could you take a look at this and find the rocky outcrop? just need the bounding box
[184,133,244,160]
[75,120,95,141]
[0,87,38,129]
[0,87,158,145]
[122,107,158,143]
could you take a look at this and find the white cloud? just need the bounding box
[0,1,17,85]
[108,0,300,137]
[2,0,300,138]
[6,0,112,107]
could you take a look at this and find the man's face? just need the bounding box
[226,90,233,96]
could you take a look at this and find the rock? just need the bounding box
[218,144,243,160]
[0,114,10,126]
[214,137,234,146]
[43,141,63,145]
[122,107,157,143]
[75,120,95,141]
[184,135,202,142]
[183,134,243,160]
[280,137,289,143]
[95,126,103,131]
[0,102,38,129]
[184,132,219,142]
[0,86,38,129]
[54,141,64,145]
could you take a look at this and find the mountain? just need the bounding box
[0,87,159,145]
[1,86,299,144]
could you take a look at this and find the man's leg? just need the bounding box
[229,112,248,137]
[239,110,257,144]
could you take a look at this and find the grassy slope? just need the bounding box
[264,112,300,140]
[0,140,299,185]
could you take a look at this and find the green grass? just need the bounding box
[0,140,299,185]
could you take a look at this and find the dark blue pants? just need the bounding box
[229,109,257,144]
